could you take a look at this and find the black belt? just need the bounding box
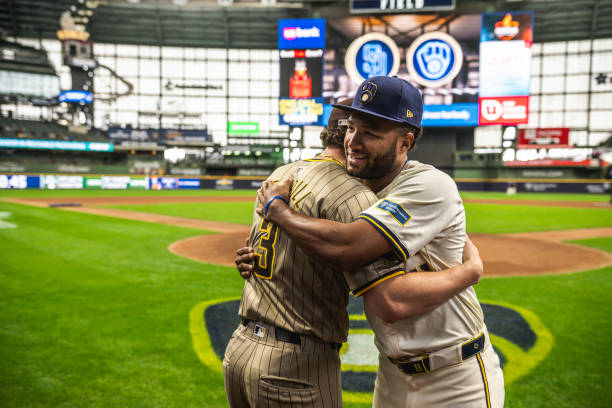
[241,318,342,350]
[389,333,486,375]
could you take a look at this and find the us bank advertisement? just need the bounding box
[479,11,533,125]
[278,18,325,127]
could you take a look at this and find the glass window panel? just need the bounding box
[566,54,590,74]
[228,80,249,97]
[162,46,183,58]
[116,44,139,57]
[116,111,138,127]
[184,61,206,79]
[137,95,158,112]
[139,77,160,94]
[161,59,184,78]
[541,75,565,94]
[530,76,540,94]
[542,55,566,75]
[593,38,612,51]
[589,111,610,131]
[195,48,208,59]
[570,130,588,146]
[207,48,227,59]
[229,62,250,78]
[592,52,612,72]
[248,98,270,114]
[540,111,563,127]
[249,81,270,96]
[229,98,248,114]
[97,56,116,70]
[250,49,273,61]
[527,112,539,128]
[116,95,139,112]
[589,132,610,145]
[565,111,587,129]
[564,93,588,110]
[529,95,539,112]
[207,113,227,132]
[184,47,197,60]
[185,97,205,114]
[543,42,566,54]
[566,41,580,53]
[565,74,589,92]
[590,92,612,108]
[206,97,226,113]
[140,59,160,77]
[138,45,160,58]
[531,43,541,54]
[531,56,541,75]
[250,62,271,77]
[540,94,564,112]
[207,61,227,79]
[116,57,139,76]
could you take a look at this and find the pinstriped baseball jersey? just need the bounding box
[359,160,485,356]
[238,157,404,343]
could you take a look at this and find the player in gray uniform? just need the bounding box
[256,76,504,408]
[225,100,485,407]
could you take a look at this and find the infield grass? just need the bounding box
[1,192,611,407]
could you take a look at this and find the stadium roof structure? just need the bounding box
[0,0,611,49]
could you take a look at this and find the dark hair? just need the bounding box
[319,126,346,148]
[401,124,423,151]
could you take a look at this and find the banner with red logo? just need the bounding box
[478,96,529,125]
[479,11,533,125]
[517,128,570,148]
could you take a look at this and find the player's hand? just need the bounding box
[462,237,483,284]
[256,177,293,220]
[235,238,254,279]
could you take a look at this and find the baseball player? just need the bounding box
[224,100,485,407]
[256,76,504,407]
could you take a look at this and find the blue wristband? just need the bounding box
[264,195,289,217]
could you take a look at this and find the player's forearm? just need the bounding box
[266,200,370,268]
[364,259,481,323]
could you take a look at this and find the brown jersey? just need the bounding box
[238,157,404,343]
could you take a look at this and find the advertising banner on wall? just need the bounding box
[0,174,40,189]
[278,19,326,127]
[0,138,114,152]
[479,11,533,125]
[517,128,571,148]
[323,14,480,127]
[107,127,211,143]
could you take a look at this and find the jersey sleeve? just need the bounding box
[358,169,462,261]
[331,189,406,297]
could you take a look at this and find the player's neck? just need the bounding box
[319,146,346,166]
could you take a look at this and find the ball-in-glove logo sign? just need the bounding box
[360,82,378,105]
[407,32,463,88]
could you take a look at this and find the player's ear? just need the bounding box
[398,128,414,154]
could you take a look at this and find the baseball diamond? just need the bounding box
[2,1,612,406]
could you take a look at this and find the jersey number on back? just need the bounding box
[253,219,279,279]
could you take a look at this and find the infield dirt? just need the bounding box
[4,195,611,277]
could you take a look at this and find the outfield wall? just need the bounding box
[1,173,610,194]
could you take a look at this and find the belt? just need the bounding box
[241,318,342,351]
[388,332,486,375]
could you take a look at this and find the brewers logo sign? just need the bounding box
[190,297,553,404]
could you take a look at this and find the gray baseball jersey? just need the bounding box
[238,157,404,344]
[358,160,485,356]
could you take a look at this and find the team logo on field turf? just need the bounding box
[190,298,552,404]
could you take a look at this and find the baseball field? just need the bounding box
[1,188,611,407]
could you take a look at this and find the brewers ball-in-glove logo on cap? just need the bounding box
[360,82,378,104]
[332,76,423,129]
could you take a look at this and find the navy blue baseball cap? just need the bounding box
[332,76,423,129]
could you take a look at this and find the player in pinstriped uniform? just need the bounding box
[224,101,484,407]
[256,76,504,408]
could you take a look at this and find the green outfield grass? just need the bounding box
[0,189,257,198]
[465,203,612,233]
[106,202,256,226]
[460,191,610,202]
[1,191,611,407]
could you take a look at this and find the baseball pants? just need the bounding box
[372,332,505,408]
[223,320,342,408]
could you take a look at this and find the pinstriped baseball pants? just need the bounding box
[223,321,342,408]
